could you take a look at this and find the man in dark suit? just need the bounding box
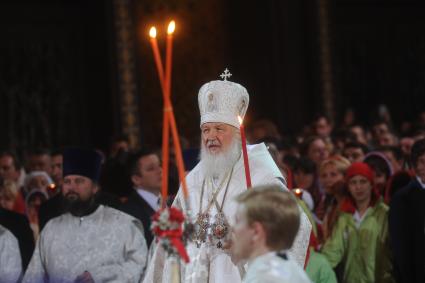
[389,138,425,283]
[120,149,162,247]
[0,207,34,270]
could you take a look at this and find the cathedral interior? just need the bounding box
[1,0,424,154]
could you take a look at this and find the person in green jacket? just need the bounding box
[321,162,394,283]
[293,189,337,283]
[305,232,337,283]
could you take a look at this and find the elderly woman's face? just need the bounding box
[28,175,49,193]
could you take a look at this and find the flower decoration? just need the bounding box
[151,207,190,263]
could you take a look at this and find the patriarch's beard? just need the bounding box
[200,134,242,179]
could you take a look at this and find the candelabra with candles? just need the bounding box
[148,20,195,283]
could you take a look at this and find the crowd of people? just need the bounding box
[0,74,425,283]
[247,111,425,283]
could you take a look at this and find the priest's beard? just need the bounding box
[61,192,99,217]
[200,134,242,179]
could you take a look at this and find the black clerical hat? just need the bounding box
[63,147,103,182]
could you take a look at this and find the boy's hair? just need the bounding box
[236,185,300,250]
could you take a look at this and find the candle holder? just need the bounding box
[149,20,190,204]
[148,21,194,275]
[169,254,181,283]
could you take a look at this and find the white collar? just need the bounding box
[248,251,275,267]
[416,176,425,190]
[353,208,369,228]
[136,188,160,211]
[69,205,103,223]
[248,250,289,266]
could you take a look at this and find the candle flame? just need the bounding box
[295,188,302,194]
[238,115,243,125]
[167,20,175,34]
[149,27,157,38]
[48,183,56,190]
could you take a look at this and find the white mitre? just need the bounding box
[198,69,249,128]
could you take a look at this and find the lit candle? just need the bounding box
[161,21,174,205]
[149,27,165,91]
[238,116,252,188]
[165,20,175,97]
[293,188,303,199]
[164,20,189,199]
[149,26,169,206]
[149,22,189,202]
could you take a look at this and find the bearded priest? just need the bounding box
[22,147,148,283]
[144,70,312,283]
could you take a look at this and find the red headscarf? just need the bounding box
[345,162,374,184]
[341,162,379,213]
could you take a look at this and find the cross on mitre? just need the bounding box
[220,68,232,81]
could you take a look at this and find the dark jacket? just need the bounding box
[119,190,155,247]
[38,193,63,231]
[0,208,35,270]
[389,178,425,283]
